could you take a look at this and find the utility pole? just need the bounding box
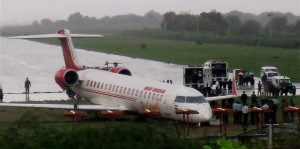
[196,15,199,32]
[268,13,273,39]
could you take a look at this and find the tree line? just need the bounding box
[124,10,300,49]
[161,10,300,37]
[1,10,299,48]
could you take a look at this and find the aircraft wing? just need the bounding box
[205,95,236,102]
[0,103,124,111]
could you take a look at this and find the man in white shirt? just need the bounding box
[242,104,249,126]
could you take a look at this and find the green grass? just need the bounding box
[36,35,300,81]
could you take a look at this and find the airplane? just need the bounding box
[0,29,237,124]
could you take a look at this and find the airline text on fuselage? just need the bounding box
[143,86,166,94]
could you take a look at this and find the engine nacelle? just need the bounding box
[108,67,132,76]
[55,68,79,89]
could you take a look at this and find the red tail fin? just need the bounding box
[57,29,82,71]
[9,29,102,71]
[231,74,237,96]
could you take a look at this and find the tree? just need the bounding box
[265,16,288,35]
[68,12,84,26]
[174,14,196,31]
[225,15,242,34]
[239,20,261,35]
[161,11,176,30]
[290,20,300,36]
[200,11,228,33]
[40,19,53,26]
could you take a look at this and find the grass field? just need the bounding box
[56,35,300,82]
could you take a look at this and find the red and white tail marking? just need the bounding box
[231,75,237,96]
[8,29,103,71]
[57,29,81,70]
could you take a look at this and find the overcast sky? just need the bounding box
[1,0,299,27]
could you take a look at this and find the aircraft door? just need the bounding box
[161,95,172,117]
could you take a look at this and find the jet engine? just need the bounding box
[55,68,79,89]
[108,67,132,76]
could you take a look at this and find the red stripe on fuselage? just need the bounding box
[81,88,137,102]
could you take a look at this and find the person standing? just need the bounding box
[25,78,31,99]
[236,101,243,124]
[271,96,278,124]
[0,86,3,102]
[261,101,270,124]
[242,103,249,126]
[251,91,257,105]
[233,100,238,124]
[241,91,248,105]
[258,81,262,95]
[290,98,295,122]
[227,79,232,93]
[281,98,289,123]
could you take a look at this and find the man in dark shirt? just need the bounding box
[25,78,31,97]
[241,91,248,104]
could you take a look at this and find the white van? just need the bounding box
[260,66,279,77]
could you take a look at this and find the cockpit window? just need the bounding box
[175,96,206,103]
[175,96,185,103]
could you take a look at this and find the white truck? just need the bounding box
[183,60,229,96]
[261,66,280,84]
[261,66,279,77]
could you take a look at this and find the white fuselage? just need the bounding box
[73,69,212,123]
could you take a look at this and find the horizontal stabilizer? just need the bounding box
[8,34,103,39]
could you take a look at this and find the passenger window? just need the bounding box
[90,81,93,87]
[152,93,156,100]
[127,88,131,95]
[86,80,90,86]
[101,83,104,89]
[144,92,147,98]
[148,93,151,99]
[123,88,127,94]
[93,82,97,87]
[120,87,123,93]
[132,89,135,96]
[112,85,115,91]
[109,84,112,91]
[160,95,163,101]
[135,90,139,96]
[105,84,108,90]
[175,96,185,103]
[97,82,100,88]
[156,94,159,100]
[116,86,119,92]
[140,91,143,97]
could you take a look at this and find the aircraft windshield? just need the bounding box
[175,96,206,103]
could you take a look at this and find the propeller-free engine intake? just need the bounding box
[55,68,79,89]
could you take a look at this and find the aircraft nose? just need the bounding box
[197,104,212,122]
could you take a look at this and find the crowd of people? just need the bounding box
[211,90,298,126]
